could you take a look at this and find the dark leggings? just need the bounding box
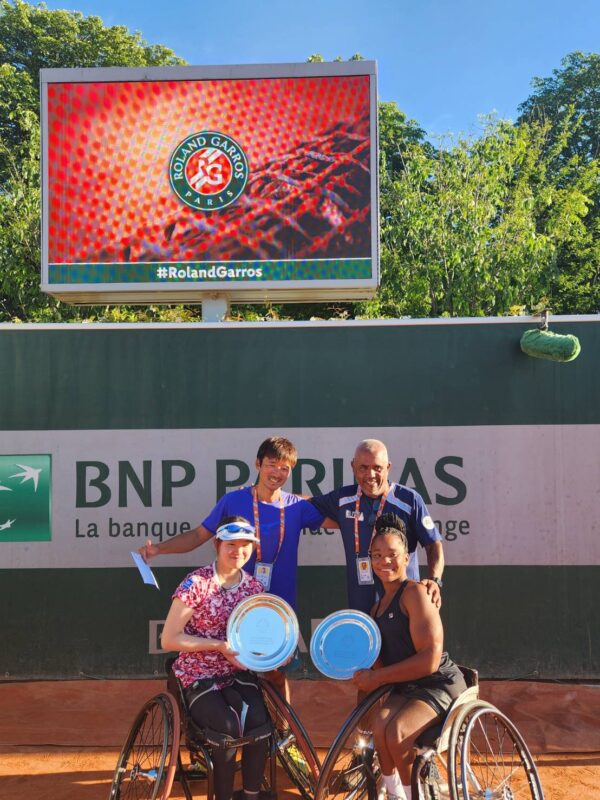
[189,681,269,800]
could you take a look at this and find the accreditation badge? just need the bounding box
[254,561,273,591]
[356,556,374,585]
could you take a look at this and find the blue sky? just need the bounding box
[42,0,599,138]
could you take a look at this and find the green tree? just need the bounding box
[0,0,185,321]
[517,52,600,314]
[518,51,600,162]
[3,10,598,322]
[358,115,598,318]
[379,100,430,178]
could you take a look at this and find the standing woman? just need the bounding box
[352,515,467,800]
[161,516,269,800]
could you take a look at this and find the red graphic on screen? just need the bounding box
[187,148,232,194]
[46,75,371,264]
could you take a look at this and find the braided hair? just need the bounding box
[371,512,409,551]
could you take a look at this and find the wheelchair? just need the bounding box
[315,667,545,800]
[109,662,320,800]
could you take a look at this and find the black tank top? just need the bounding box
[374,581,465,699]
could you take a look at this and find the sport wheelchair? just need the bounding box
[109,662,320,800]
[315,667,544,800]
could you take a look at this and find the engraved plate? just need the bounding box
[310,610,381,680]
[227,593,299,672]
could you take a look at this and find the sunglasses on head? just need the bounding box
[217,523,255,535]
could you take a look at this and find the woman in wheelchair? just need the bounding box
[161,516,269,800]
[352,517,467,800]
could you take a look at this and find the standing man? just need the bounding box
[143,436,441,635]
[141,436,328,612]
[311,439,444,614]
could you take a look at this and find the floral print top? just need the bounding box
[171,563,264,689]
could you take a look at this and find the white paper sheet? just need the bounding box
[130,551,160,589]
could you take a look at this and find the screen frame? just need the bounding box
[40,61,379,305]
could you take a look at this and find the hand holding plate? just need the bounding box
[352,668,377,693]
[217,640,244,670]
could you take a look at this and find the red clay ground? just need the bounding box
[0,679,598,799]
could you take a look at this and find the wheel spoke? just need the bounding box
[316,685,391,800]
[459,706,544,800]
[110,693,180,800]
[260,679,320,799]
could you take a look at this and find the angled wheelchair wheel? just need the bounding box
[110,693,180,800]
[316,684,392,800]
[411,748,453,800]
[446,700,491,800]
[450,701,544,800]
[261,678,320,800]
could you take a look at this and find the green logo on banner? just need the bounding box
[0,455,52,542]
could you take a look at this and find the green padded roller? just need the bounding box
[520,328,581,363]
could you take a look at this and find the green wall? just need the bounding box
[0,320,598,429]
[1,318,598,679]
[1,566,597,679]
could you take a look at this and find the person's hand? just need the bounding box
[421,578,442,608]
[216,641,244,670]
[138,541,161,562]
[352,668,377,693]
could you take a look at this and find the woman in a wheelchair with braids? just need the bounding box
[161,516,269,800]
[352,514,467,800]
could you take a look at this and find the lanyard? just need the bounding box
[252,486,285,564]
[354,486,388,556]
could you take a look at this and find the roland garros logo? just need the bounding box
[169,131,249,212]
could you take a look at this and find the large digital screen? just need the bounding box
[41,63,378,304]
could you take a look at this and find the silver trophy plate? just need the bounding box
[227,593,299,672]
[310,610,381,680]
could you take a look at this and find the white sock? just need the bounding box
[403,784,412,800]
[382,773,405,798]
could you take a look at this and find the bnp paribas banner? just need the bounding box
[2,425,599,569]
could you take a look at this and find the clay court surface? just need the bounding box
[0,679,598,800]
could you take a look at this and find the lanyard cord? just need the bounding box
[252,486,285,564]
[354,486,389,556]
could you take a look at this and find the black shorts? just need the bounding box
[392,682,457,717]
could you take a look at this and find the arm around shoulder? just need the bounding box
[421,540,444,606]
[424,540,444,578]
[139,524,213,560]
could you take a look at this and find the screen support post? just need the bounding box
[202,294,230,322]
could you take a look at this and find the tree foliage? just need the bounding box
[358,115,598,318]
[516,52,600,314]
[0,0,185,321]
[518,51,600,162]
[0,5,598,321]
